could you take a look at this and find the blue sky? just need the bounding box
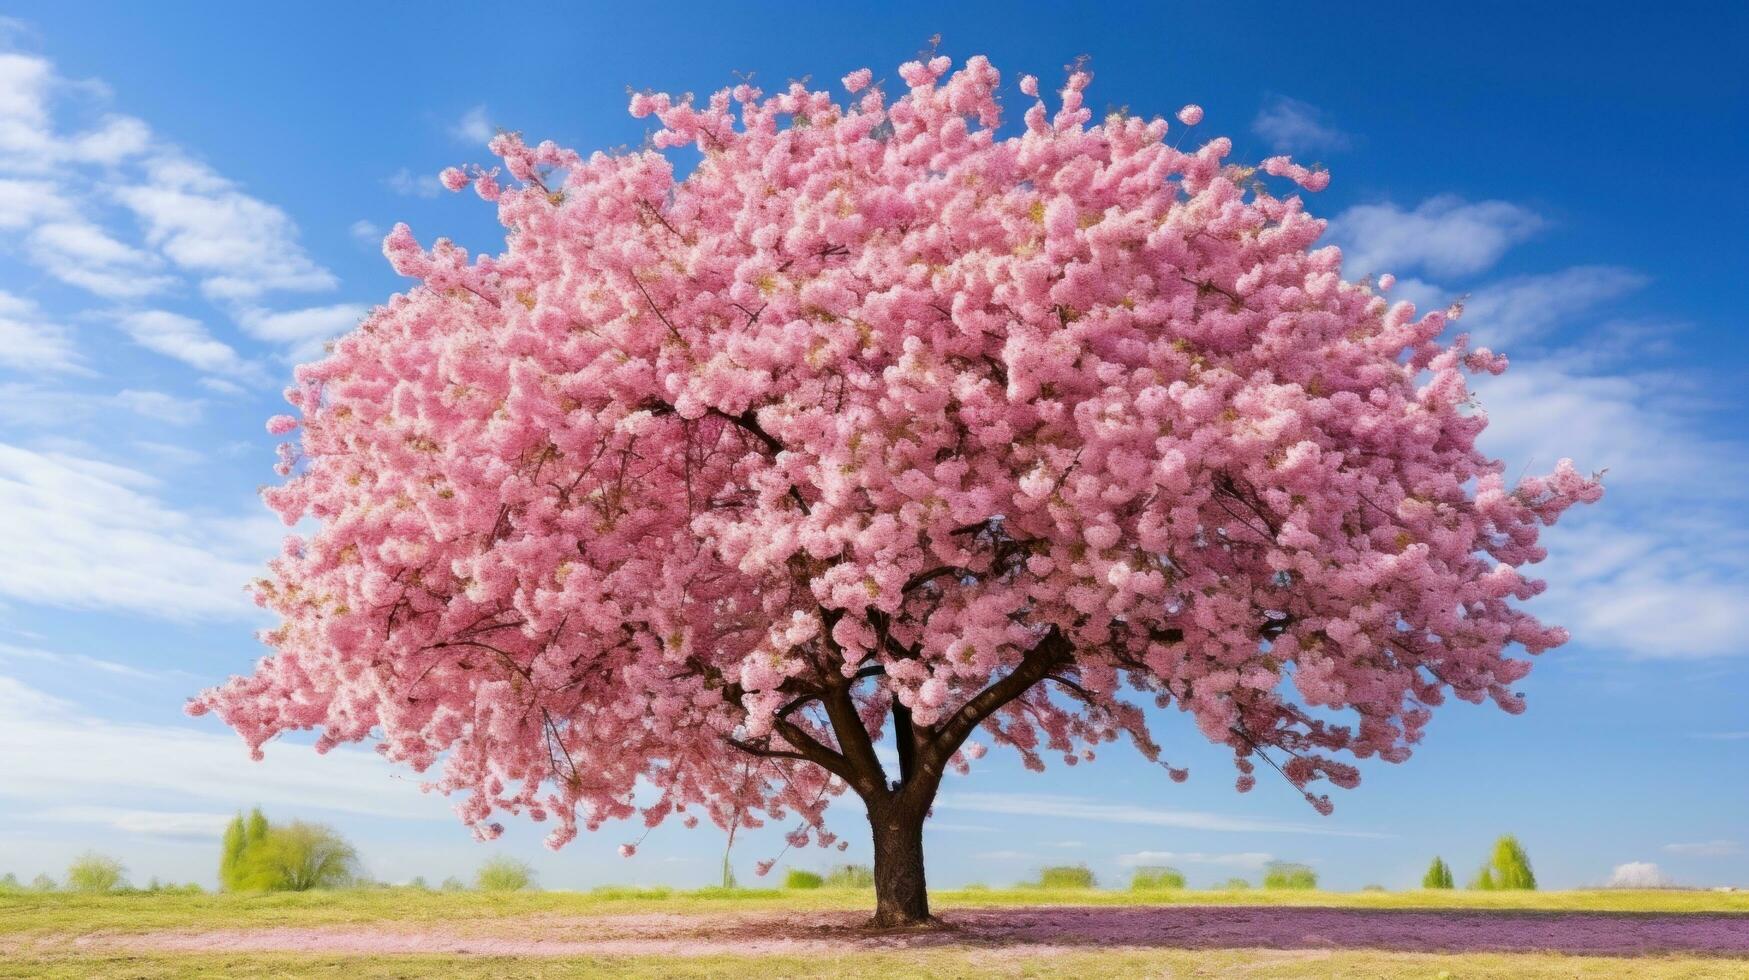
[0,2,1744,892]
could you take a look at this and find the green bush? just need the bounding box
[822,864,874,888]
[783,869,824,889]
[1471,835,1535,891]
[1031,864,1097,889]
[65,852,126,894]
[1362,883,1387,892]
[1217,877,1252,890]
[29,874,57,892]
[439,876,469,891]
[1262,861,1318,890]
[1129,866,1186,891]
[1422,856,1455,889]
[249,822,358,891]
[475,856,536,892]
[0,873,20,893]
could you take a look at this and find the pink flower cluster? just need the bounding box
[192,55,1599,850]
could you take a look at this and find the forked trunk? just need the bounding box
[868,799,931,927]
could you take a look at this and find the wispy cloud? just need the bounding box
[1461,266,1647,346]
[0,640,163,680]
[386,167,442,198]
[1663,840,1740,857]
[0,290,85,374]
[1330,195,1544,279]
[936,792,1391,838]
[449,105,494,145]
[1251,96,1350,153]
[1606,861,1667,887]
[0,442,268,618]
[114,309,261,379]
[1116,850,1274,868]
[29,806,234,839]
[237,302,369,361]
[115,154,338,301]
[115,388,203,425]
[0,672,451,820]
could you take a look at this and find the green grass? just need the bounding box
[1,948,1739,979]
[3,888,1743,978]
[1,886,1743,937]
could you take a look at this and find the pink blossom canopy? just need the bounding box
[193,55,1601,849]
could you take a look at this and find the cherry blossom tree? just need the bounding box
[194,54,1601,926]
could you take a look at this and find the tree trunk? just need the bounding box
[868,799,931,927]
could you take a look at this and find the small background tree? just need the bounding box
[1472,835,1536,890]
[1030,865,1097,889]
[1129,866,1186,891]
[249,821,358,891]
[1262,862,1318,890]
[0,873,20,893]
[784,868,824,889]
[1219,877,1252,890]
[475,856,536,892]
[65,853,126,894]
[1422,856,1455,889]
[822,864,874,889]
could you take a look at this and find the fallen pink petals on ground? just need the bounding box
[44,906,1749,959]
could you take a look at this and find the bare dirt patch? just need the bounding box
[41,905,1749,959]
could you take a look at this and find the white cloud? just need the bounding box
[1331,195,1544,279]
[115,309,258,378]
[1117,850,1274,868]
[238,302,368,361]
[0,639,161,680]
[1476,359,1749,659]
[935,792,1390,838]
[0,52,151,173]
[1606,861,1667,888]
[1461,266,1648,347]
[0,442,266,618]
[26,219,175,298]
[1251,96,1350,153]
[29,806,234,840]
[1663,841,1741,857]
[0,290,84,374]
[0,177,71,228]
[349,218,382,245]
[386,167,441,198]
[0,672,452,820]
[115,388,203,425]
[115,154,337,300]
[449,105,494,145]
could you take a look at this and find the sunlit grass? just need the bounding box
[4,948,1741,979]
[1,885,1743,937]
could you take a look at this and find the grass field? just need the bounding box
[3,887,1746,978]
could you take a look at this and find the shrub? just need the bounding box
[1262,861,1318,890]
[1129,866,1186,891]
[244,822,359,891]
[822,864,874,888]
[1422,856,1455,889]
[439,876,469,891]
[29,874,57,892]
[1362,883,1386,892]
[408,876,431,891]
[1469,836,1536,890]
[1033,864,1097,889]
[0,873,20,893]
[783,869,824,889]
[65,852,126,894]
[1218,877,1252,890]
[475,856,536,892]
